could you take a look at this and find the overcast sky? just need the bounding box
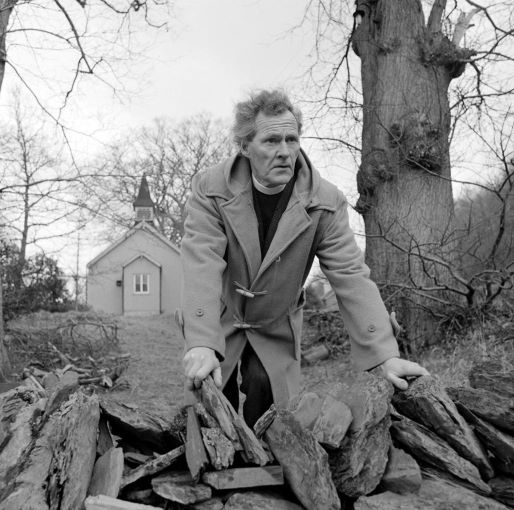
[2,0,348,277]
[1,0,501,281]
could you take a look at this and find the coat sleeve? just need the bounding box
[180,171,227,359]
[316,192,399,370]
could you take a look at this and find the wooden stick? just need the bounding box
[197,376,269,464]
[201,427,235,470]
[85,494,161,509]
[195,377,241,448]
[202,465,284,490]
[186,406,209,482]
[120,445,185,489]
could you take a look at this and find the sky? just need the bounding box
[1,0,507,286]
[2,0,356,280]
[42,0,318,151]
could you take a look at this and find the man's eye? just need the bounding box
[286,137,299,143]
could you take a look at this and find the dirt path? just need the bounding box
[109,314,353,421]
[110,314,184,420]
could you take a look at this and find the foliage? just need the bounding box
[0,239,70,320]
[80,114,231,244]
[456,186,513,274]
[302,311,350,357]
[6,310,121,378]
[417,307,514,387]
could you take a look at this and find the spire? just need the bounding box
[133,175,155,223]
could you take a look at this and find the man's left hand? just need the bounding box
[379,357,430,390]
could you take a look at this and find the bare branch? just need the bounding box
[427,0,448,34]
[452,7,480,47]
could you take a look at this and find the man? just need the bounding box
[179,90,428,427]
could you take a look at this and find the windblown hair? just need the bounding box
[232,89,303,149]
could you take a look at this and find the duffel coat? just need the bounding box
[179,150,399,407]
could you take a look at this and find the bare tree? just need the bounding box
[0,96,82,278]
[453,111,514,312]
[0,0,171,376]
[80,114,231,245]
[303,0,514,348]
[0,0,169,113]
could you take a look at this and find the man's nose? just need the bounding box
[277,140,289,158]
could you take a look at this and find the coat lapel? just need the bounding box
[220,188,262,282]
[255,191,312,281]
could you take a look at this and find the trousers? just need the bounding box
[222,342,273,428]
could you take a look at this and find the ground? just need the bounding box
[6,309,513,422]
[105,314,184,420]
[106,313,353,419]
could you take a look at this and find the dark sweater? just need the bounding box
[252,171,298,257]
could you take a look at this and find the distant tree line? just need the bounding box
[0,239,70,320]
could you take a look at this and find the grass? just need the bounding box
[5,309,513,421]
[108,314,184,420]
[417,316,514,387]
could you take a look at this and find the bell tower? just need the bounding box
[133,175,155,224]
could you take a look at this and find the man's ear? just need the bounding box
[240,142,249,157]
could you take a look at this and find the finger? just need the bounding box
[195,359,219,381]
[185,359,204,383]
[213,366,222,388]
[394,361,429,378]
[389,374,409,390]
[183,351,200,372]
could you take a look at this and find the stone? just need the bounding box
[455,403,514,475]
[354,477,508,510]
[288,392,353,449]
[84,495,162,509]
[202,465,284,490]
[190,498,224,510]
[447,386,514,434]
[88,447,124,498]
[100,398,181,454]
[390,413,491,495]
[327,370,393,497]
[393,376,493,479]
[264,409,340,510]
[489,476,514,508]
[0,386,46,492]
[378,446,422,495]
[470,360,514,398]
[151,471,211,506]
[1,391,100,510]
[223,490,304,510]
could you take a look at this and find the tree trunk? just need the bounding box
[0,276,10,382]
[0,0,17,92]
[0,0,17,382]
[352,0,474,349]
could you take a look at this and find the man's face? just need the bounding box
[242,111,300,187]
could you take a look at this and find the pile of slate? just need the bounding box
[0,358,512,510]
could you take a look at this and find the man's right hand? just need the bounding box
[182,347,222,390]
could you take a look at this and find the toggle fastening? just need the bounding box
[233,281,268,299]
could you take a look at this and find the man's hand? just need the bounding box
[183,347,222,390]
[379,357,430,390]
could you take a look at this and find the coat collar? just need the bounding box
[217,149,320,284]
[221,149,321,208]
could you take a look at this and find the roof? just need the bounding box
[133,175,154,208]
[123,254,162,268]
[86,222,180,269]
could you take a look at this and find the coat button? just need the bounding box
[195,308,204,317]
[368,324,376,332]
